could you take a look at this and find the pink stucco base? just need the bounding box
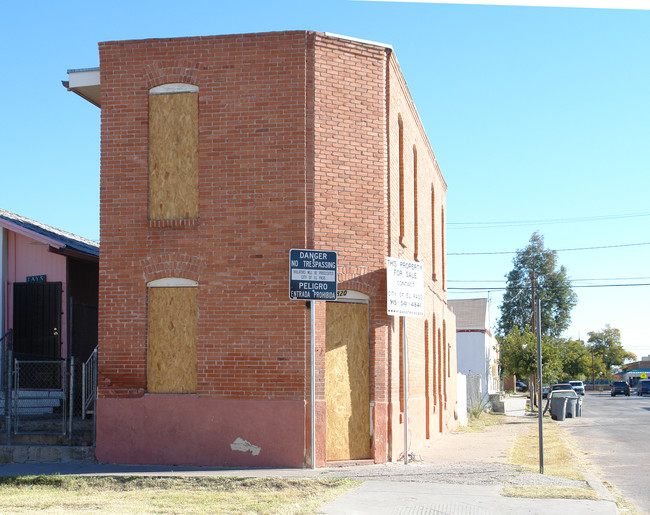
[95,396,306,467]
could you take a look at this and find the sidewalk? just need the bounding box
[319,414,618,514]
[0,414,619,514]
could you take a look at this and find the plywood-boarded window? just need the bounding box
[149,84,199,220]
[147,281,198,393]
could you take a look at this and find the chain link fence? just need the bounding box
[1,330,95,445]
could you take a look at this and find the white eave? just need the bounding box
[63,68,101,107]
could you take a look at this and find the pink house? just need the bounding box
[0,208,98,365]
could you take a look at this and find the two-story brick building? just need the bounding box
[67,30,457,468]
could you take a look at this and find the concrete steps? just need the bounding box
[0,445,96,464]
[0,390,64,415]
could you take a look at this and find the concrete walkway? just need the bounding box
[321,481,617,514]
[0,414,620,514]
[318,414,618,514]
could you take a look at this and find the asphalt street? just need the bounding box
[561,390,650,513]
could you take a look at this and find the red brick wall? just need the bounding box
[97,32,317,466]
[386,51,458,448]
[95,30,457,466]
[311,34,390,463]
[98,32,313,401]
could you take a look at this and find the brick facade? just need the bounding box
[94,31,457,468]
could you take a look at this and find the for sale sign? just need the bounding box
[386,257,424,318]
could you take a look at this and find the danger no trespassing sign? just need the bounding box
[289,249,338,300]
[386,257,424,318]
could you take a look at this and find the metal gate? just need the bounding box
[1,329,97,445]
[12,358,71,436]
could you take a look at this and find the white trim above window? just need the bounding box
[147,278,198,288]
[149,83,199,95]
[335,290,370,303]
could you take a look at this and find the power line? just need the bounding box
[571,276,650,282]
[449,276,650,283]
[448,212,650,229]
[449,242,650,256]
[448,283,650,291]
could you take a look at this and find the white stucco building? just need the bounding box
[449,298,499,401]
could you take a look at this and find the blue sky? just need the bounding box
[2,1,649,360]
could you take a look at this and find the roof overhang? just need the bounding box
[63,68,101,107]
[0,214,99,262]
[0,218,63,249]
[620,369,650,376]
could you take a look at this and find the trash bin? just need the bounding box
[565,397,578,418]
[550,397,568,421]
[576,397,583,417]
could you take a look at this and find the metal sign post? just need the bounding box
[402,316,408,465]
[310,301,316,471]
[289,249,337,470]
[386,257,424,465]
[536,298,544,474]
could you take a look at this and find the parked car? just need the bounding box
[569,380,585,396]
[516,380,527,392]
[636,379,650,396]
[542,386,550,399]
[548,384,579,407]
[549,383,574,397]
[611,381,630,396]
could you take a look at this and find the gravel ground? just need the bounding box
[318,413,589,490]
[320,460,588,489]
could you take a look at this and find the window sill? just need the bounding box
[149,218,199,229]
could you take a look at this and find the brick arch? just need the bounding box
[144,61,204,90]
[337,266,382,298]
[142,253,206,284]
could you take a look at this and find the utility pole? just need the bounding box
[530,271,536,335]
[530,271,536,407]
[591,346,596,392]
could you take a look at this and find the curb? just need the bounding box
[583,470,616,504]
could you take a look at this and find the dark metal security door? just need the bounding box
[13,282,62,361]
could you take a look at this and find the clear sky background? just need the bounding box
[2,1,648,359]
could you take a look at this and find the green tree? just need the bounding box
[588,325,636,374]
[498,326,537,381]
[498,232,577,338]
[498,326,563,387]
[557,338,592,382]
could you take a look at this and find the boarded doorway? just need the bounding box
[325,301,370,461]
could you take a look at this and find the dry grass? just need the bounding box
[510,416,584,480]
[0,476,359,514]
[501,485,599,500]
[505,416,596,500]
[455,411,506,433]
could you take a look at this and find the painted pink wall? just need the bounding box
[95,396,306,467]
[5,231,68,356]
